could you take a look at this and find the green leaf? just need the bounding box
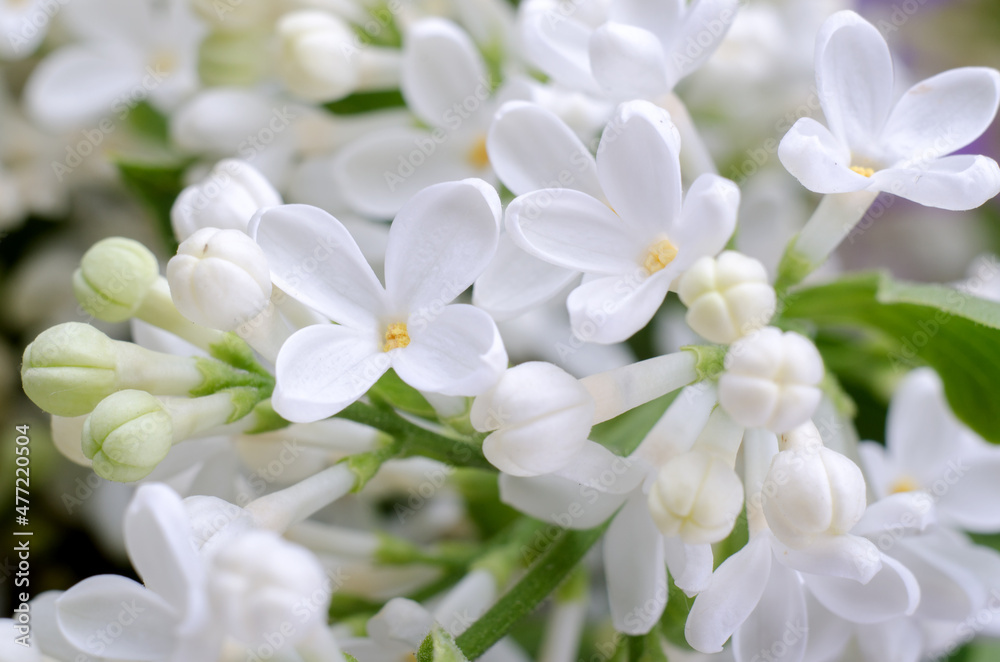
[591,390,679,457]
[659,574,696,652]
[779,272,1000,443]
[325,89,407,115]
[368,369,438,419]
[454,519,613,658]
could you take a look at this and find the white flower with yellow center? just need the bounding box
[252,178,508,423]
[504,100,740,344]
[778,10,1000,211]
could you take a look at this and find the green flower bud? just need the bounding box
[74,238,159,322]
[198,29,270,86]
[22,323,118,417]
[82,390,173,482]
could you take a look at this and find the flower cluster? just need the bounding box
[7,1,1000,662]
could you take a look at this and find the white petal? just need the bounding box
[667,0,742,83]
[506,189,644,274]
[814,11,894,148]
[634,383,719,467]
[778,118,873,194]
[732,561,807,662]
[685,534,772,653]
[472,233,579,320]
[250,204,385,328]
[663,538,714,596]
[771,534,882,584]
[589,23,669,99]
[856,441,891,500]
[855,618,923,662]
[596,101,682,241]
[498,472,628,529]
[402,18,489,127]
[881,67,1000,162]
[937,455,1000,532]
[870,154,1000,211]
[671,174,740,269]
[851,492,935,538]
[803,593,853,662]
[124,484,203,617]
[884,369,959,480]
[566,271,672,344]
[56,575,179,660]
[332,127,474,220]
[385,179,500,313]
[273,324,387,423]
[24,44,139,130]
[394,304,507,396]
[29,591,100,662]
[890,538,982,622]
[552,440,646,494]
[604,491,667,635]
[487,100,602,197]
[804,553,920,624]
[520,7,599,93]
[609,0,683,46]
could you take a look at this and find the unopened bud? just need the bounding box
[73,238,159,322]
[82,390,173,483]
[678,251,776,344]
[718,327,823,433]
[171,160,281,241]
[167,228,272,331]
[471,362,595,476]
[647,450,744,544]
[762,423,867,549]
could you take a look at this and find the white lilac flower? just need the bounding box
[676,251,777,345]
[684,429,921,662]
[858,368,1000,533]
[520,0,741,100]
[334,18,522,219]
[171,159,282,241]
[718,327,825,434]
[252,178,507,423]
[505,100,739,344]
[778,10,1000,212]
[23,0,203,131]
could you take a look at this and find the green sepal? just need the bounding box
[242,400,290,435]
[682,344,727,383]
[191,357,273,397]
[345,440,403,493]
[206,332,270,376]
[226,387,265,423]
[417,625,471,662]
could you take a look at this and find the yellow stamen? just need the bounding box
[850,165,875,178]
[643,238,679,275]
[150,50,178,75]
[383,323,410,352]
[468,135,490,169]
[888,475,921,495]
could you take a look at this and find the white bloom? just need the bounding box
[778,10,1000,211]
[277,11,401,103]
[171,160,282,241]
[520,0,741,99]
[471,362,596,476]
[677,251,776,345]
[209,530,330,648]
[858,368,1000,533]
[167,228,273,331]
[506,100,739,344]
[718,327,824,434]
[647,449,744,544]
[252,178,508,423]
[762,423,868,549]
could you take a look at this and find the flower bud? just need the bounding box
[718,327,823,433]
[21,322,205,417]
[647,450,744,544]
[278,11,362,102]
[171,160,281,241]
[73,238,160,322]
[471,362,595,476]
[82,390,173,483]
[677,251,776,344]
[761,423,867,549]
[208,530,329,646]
[198,29,271,90]
[167,228,273,331]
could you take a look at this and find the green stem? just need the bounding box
[454,519,613,658]
[336,401,493,471]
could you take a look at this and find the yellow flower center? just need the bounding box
[888,475,921,495]
[467,135,490,169]
[643,238,679,275]
[850,165,875,178]
[383,322,410,352]
[150,49,178,75]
